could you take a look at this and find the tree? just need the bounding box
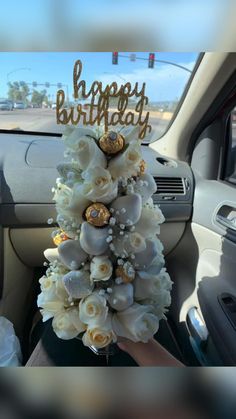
[8,81,30,102]
[31,89,48,106]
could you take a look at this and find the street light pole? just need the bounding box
[7,67,31,83]
[117,54,192,73]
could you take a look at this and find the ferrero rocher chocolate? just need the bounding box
[85,203,110,227]
[53,230,69,246]
[99,131,125,155]
[116,264,135,283]
[139,159,146,175]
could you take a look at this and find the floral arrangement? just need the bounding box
[37,126,172,351]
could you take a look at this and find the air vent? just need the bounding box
[154,177,185,195]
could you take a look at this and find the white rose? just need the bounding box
[62,127,106,170]
[79,292,108,326]
[138,297,168,317]
[158,269,173,291]
[48,260,69,276]
[54,183,90,224]
[82,315,116,349]
[135,206,165,238]
[113,232,146,257]
[125,232,146,254]
[39,274,55,294]
[52,308,86,340]
[37,278,69,322]
[90,256,113,282]
[53,184,73,216]
[112,303,159,343]
[57,162,83,187]
[108,141,142,179]
[134,268,172,302]
[81,167,118,204]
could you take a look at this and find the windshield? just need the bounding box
[0,52,199,141]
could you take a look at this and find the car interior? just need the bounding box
[1,52,236,366]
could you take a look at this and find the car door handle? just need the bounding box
[215,214,236,231]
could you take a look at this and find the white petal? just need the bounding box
[44,248,60,263]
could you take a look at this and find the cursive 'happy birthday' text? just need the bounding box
[56,60,151,140]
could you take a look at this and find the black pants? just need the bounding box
[27,318,181,366]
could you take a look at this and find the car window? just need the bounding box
[0,52,200,142]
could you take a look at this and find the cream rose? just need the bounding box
[135,206,165,238]
[134,268,172,302]
[112,303,159,343]
[82,315,116,349]
[52,308,86,340]
[37,277,69,322]
[79,292,108,326]
[53,184,73,216]
[113,232,146,257]
[125,232,146,254]
[108,141,142,179]
[62,127,106,170]
[90,256,113,282]
[39,274,55,294]
[81,167,118,204]
[57,162,83,187]
[54,183,90,224]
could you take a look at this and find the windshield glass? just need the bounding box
[0,52,199,141]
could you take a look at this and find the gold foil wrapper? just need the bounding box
[53,230,69,246]
[85,203,111,227]
[99,131,125,155]
[115,265,135,284]
[139,159,146,175]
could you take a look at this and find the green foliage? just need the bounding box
[31,89,48,106]
[7,81,49,106]
[7,81,30,102]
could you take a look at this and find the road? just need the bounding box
[0,108,170,139]
[1,108,236,143]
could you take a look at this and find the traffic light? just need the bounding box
[130,53,136,62]
[112,52,118,65]
[148,53,155,68]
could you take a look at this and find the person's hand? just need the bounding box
[117,338,184,366]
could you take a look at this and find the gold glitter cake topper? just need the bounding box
[56,59,152,140]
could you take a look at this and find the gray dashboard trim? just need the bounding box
[0,133,194,225]
[0,203,192,226]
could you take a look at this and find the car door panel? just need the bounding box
[188,117,236,365]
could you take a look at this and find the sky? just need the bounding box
[0,52,198,103]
